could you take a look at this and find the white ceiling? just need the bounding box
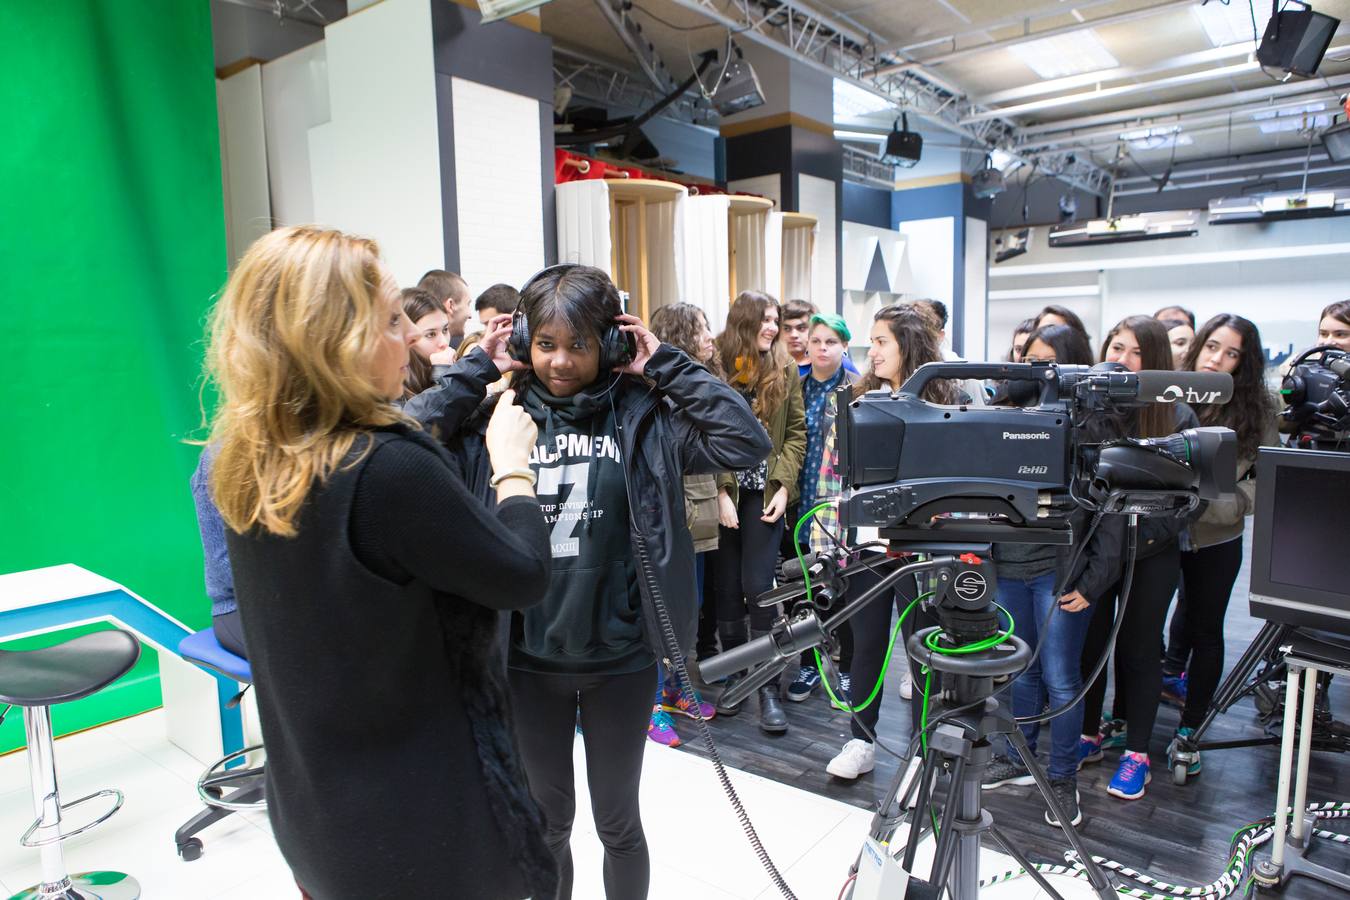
[542,0,1350,184]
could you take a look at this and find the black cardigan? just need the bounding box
[226,425,557,899]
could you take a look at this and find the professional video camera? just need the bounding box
[840,360,1237,538]
[1281,346,1350,448]
[698,361,1238,900]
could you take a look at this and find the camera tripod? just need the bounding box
[1166,621,1350,786]
[848,626,1116,900]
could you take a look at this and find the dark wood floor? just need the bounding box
[672,528,1350,899]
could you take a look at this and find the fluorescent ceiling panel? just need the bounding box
[834,78,892,119]
[1007,30,1118,79]
[1252,102,1332,134]
[1193,0,1263,48]
[989,149,1018,171]
[1120,126,1194,150]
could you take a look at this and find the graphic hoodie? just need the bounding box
[509,380,652,675]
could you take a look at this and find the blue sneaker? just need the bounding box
[1161,673,1188,708]
[1099,719,1127,751]
[786,666,821,702]
[1107,751,1151,800]
[1172,726,1202,776]
[1078,735,1103,768]
[830,672,853,710]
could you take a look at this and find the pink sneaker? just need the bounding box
[648,706,681,747]
[662,686,716,720]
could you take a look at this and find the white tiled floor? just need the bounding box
[0,711,1101,899]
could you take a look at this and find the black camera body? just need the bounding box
[1282,346,1350,446]
[837,361,1238,537]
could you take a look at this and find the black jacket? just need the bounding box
[442,345,772,660]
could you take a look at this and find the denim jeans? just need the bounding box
[997,573,1091,780]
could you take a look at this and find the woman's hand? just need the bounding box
[479,314,527,375]
[428,347,456,365]
[486,389,537,474]
[613,313,661,376]
[717,489,739,529]
[761,485,789,523]
[1059,590,1090,613]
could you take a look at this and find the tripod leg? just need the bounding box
[1006,729,1116,899]
[902,749,943,873]
[987,824,1068,900]
[928,755,968,889]
[1196,622,1287,743]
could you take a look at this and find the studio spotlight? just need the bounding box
[882,113,923,168]
[712,45,765,116]
[972,156,1006,199]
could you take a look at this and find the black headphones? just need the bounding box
[508,264,636,370]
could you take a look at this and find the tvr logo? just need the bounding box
[1154,385,1222,404]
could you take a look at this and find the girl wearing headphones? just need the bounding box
[450,266,768,900]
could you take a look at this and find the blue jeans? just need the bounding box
[997,573,1091,780]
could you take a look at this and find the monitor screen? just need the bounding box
[1250,447,1350,635]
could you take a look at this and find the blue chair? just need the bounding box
[0,629,142,900]
[173,629,265,862]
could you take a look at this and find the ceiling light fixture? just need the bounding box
[882,114,923,168]
[477,0,552,23]
[1049,210,1199,246]
[1209,189,1350,223]
[1006,29,1119,79]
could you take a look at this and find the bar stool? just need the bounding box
[0,630,141,900]
[173,629,264,862]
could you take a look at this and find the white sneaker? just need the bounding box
[826,738,876,779]
[899,668,913,701]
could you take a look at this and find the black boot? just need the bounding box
[758,680,788,734]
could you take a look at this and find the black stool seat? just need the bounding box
[0,630,140,707]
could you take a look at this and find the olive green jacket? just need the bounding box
[717,363,807,506]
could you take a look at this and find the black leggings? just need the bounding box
[509,665,656,900]
[1081,544,1180,755]
[212,609,248,659]
[845,561,928,740]
[1174,538,1244,729]
[712,490,785,639]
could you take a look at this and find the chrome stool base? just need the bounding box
[8,871,140,900]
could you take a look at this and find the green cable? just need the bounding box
[814,594,929,712]
[923,604,1015,655]
[791,500,837,607]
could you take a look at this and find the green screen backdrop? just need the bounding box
[0,3,227,751]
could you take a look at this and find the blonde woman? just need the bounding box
[206,225,556,900]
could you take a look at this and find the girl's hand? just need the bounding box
[717,490,739,529]
[1059,590,1089,613]
[485,389,537,473]
[479,314,528,375]
[613,314,660,375]
[761,486,789,523]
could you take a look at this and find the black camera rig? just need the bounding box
[1282,346,1350,449]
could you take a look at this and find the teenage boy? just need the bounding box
[418,269,473,349]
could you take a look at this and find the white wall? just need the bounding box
[989,215,1350,367]
[261,42,329,227]
[216,65,271,269]
[308,0,443,286]
[451,77,545,293]
[898,216,955,306]
[798,172,838,309]
[963,216,987,360]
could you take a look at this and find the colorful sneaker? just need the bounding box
[1172,726,1202,776]
[826,738,875,779]
[1099,718,1128,751]
[661,686,715,720]
[830,672,853,710]
[1107,751,1151,800]
[982,756,1035,790]
[786,666,821,702]
[1161,672,1188,708]
[647,706,681,747]
[1078,735,1103,768]
[1044,778,1083,828]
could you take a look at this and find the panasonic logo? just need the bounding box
[1003,431,1052,440]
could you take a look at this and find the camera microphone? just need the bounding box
[1131,370,1234,405]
